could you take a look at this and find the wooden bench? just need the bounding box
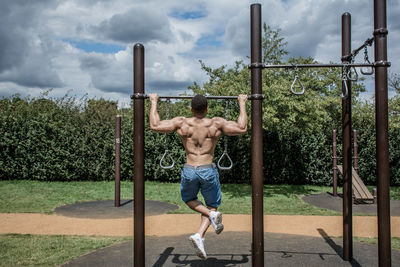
[337,165,374,203]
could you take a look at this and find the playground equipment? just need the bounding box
[114,115,121,207]
[336,165,376,203]
[131,1,391,266]
[217,100,234,170]
[332,129,377,204]
[159,100,175,169]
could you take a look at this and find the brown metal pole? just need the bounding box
[133,43,145,267]
[333,130,338,197]
[341,12,353,261]
[374,0,391,265]
[250,4,264,266]
[353,129,359,174]
[115,115,121,207]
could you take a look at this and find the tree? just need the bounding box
[389,72,400,93]
[262,24,288,64]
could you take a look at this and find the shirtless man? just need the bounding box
[149,93,248,259]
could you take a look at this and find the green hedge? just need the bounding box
[0,95,116,181]
[0,94,399,185]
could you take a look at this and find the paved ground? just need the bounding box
[54,200,179,219]
[61,232,400,267]
[302,192,400,216]
[2,197,400,266]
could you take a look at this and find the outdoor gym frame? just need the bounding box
[131,1,391,266]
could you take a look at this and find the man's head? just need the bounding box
[191,94,208,117]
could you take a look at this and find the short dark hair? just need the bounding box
[191,94,208,113]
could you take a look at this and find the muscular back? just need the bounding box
[177,117,223,166]
[149,94,248,167]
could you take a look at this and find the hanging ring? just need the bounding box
[347,65,359,82]
[290,75,305,95]
[341,66,349,98]
[160,149,175,169]
[360,47,374,75]
[217,150,233,170]
[342,80,349,98]
[217,100,233,170]
[159,99,175,170]
[360,66,374,76]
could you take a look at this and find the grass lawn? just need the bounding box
[0,180,399,215]
[0,180,340,215]
[0,234,130,267]
[355,236,400,250]
[0,180,399,266]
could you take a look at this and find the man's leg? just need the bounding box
[198,168,223,235]
[185,199,211,217]
[185,200,217,238]
[186,200,213,260]
[197,206,217,237]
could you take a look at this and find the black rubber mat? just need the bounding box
[302,192,400,216]
[61,231,400,266]
[54,200,179,219]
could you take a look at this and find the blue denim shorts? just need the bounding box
[180,164,221,208]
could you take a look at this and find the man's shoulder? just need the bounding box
[211,117,225,126]
[174,116,186,120]
[211,117,225,122]
[173,116,186,124]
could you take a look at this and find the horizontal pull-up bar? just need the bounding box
[130,94,265,100]
[248,62,390,69]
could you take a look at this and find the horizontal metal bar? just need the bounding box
[131,94,264,100]
[249,63,376,69]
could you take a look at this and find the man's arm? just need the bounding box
[149,93,183,133]
[216,94,248,136]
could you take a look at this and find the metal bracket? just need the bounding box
[373,60,391,67]
[130,93,147,99]
[248,62,264,69]
[249,94,265,100]
[341,55,353,62]
[373,28,388,36]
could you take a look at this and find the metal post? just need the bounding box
[353,130,359,174]
[133,43,145,267]
[341,12,353,261]
[250,4,264,266]
[115,115,121,207]
[374,0,391,265]
[333,130,338,197]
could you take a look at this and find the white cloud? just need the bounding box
[0,0,398,103]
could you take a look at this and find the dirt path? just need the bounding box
[1,213,399,238]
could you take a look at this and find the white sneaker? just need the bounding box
[189,233,207,260]
[209,211,224,234]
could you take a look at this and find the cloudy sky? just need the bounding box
[0,0,399,107]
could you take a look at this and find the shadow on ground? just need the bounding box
[61,232,400,266]
[54,199,178,219]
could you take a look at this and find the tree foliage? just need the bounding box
[389,72,400,93]
[1,25,399,185]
